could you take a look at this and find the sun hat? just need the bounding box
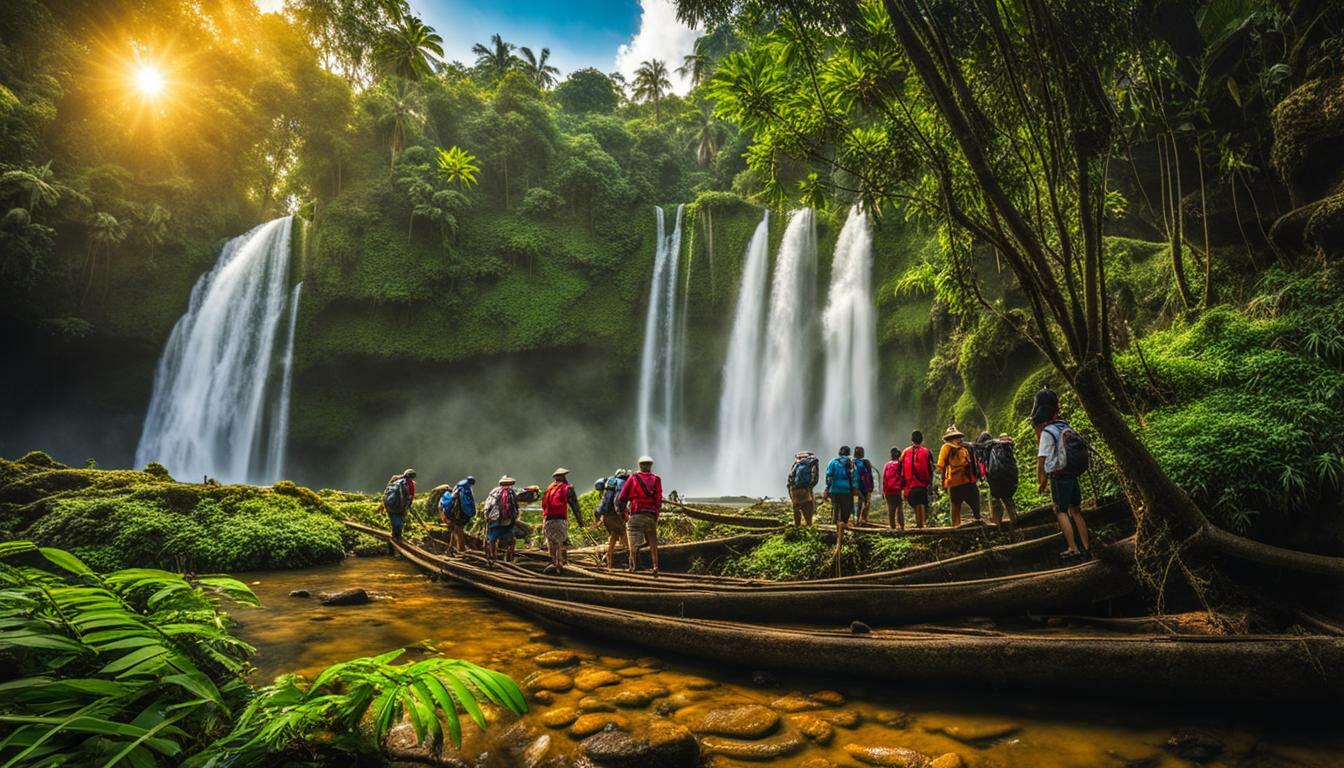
[552,467,570,476]
[498,475,516,485]
[402,468,417,477]
[942,425,964,441]
[997,433,1015,444]
[637,455,654,465]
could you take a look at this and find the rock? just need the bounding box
[530,690,555,705]
[931,754,966,768]
[578,696,616,713]
[644,719,699,767]
[658,672,718,691]
[850,620,871,634]
[1164,729,1224,762]
[318,588,369,606]
[534,650,578,669]
[525,671,574,693]
[569,713,630,738]
[288,589,311,598]
[599,655,633,668]
[539,707,579,728]
[616,666,657,677]
[800,759,839,768]
[574,669,623,691]
[925,720,1019,747]
[384,721,472,767]
[750,670,781,686]
[770,692,824,712]
[660,691,705,712]
[603,683,670,708]
[519,734,552,768]
[844,744,932,767]
[577,719,697,768]
[700,729,807,760]
[790,714,835,745]
[678,703,780,738]
[818,709,859,728]
[635,656,665,669]
[309,615,334,622]
[580,730,650,766]
[809,690,846,706]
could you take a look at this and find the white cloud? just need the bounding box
[613,0,701,96]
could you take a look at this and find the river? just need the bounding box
[232,556,1341,767]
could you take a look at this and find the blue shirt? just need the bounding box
[825,457,855,494]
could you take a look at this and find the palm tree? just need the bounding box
[375,13,444,82]
[376,80,423,169]
[472,33,518,80]
[677,52,712,88]
[83,211,126,302]
[518,46,560,89]
[0,161,60,211]
[632,59,672,123]
[690,104,726,166]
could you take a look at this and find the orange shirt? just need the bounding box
[937,442,976,489]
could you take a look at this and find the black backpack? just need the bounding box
[986,441,1017,484]
[1050,423,1091,478]
[383,477,409,513]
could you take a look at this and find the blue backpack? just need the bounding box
[383,478,409,513]
[790,456,818,488]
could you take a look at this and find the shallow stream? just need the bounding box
[232,556,1341,767]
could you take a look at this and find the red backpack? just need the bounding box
[902,446,932,486]
[542,482,570,519]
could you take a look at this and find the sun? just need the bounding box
[132,64,166,97]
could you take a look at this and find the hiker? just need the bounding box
[1031,382,1060,439]
[594,470,629,570]
[482,475,520,566]
[542,468,584,574]
[823,446,857,565]
[617,456,663,575]
[786,451,820,526]
[976,432,1020,539]
[439,476,476,556]
[381,468,417,545]
[898,431,934,528]
[936,426,982,527]
[853,446,875,525]
[882,446,905,530]
[1037,415,1093,560]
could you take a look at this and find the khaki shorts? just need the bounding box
[626,513,657,549]
[790,486,815,514]
[543,518,568,547]
[602,513,627,536]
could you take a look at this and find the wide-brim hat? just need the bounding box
[942,425,964,441]
[498,475,516,485]
[795,450,814,460]
[997,434,1015,444]
[552,467,570,477]
[637,455,654,465]
[403,468,417,477]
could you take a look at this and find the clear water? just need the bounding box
[714,210,771,491]
[820,205,879,457]
[635,205,686,470]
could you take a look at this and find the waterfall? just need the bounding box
[819,205,879,458]
[634,205,685,466]
[756,208,819,484]
[265,281,303,481]
[135,216,299,484]
[713,210,771,490]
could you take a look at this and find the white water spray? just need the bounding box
[713,210,771,490]
[820,205,879,457]
[265,281,303,481]
[135,216,300,484]
[634,205,685,466]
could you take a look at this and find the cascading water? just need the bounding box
[819,205,879,457]
[713,210,771,490]
[755,208,819,485]
[634,205,685,466]
[135,216,300,484]
[265,281,303,481]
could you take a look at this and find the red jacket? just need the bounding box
[882,460,903,494]
[542,481,582,521]
[617,471,662,517]
[898,445,933,490]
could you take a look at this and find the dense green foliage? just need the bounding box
[722,526,932,580]
[0,542,524,766]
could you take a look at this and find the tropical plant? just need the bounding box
[83,211,126,302]
[517,46,560,89]
[471,33,519,80]
[373,79,423,168]
[375,12,443,82]
[632,59,673,123]
[436,145,480,189]
[689,103,726,166]
[0,162,60,212]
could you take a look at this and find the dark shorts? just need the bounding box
[883,493,902,511]
[949,483,981,516]
[831,492,855,524]
[1051,475,1083,511]
[904,486,929,507]
[389,513,406,538]
[486,524,515,545]
[987,475,1018,501]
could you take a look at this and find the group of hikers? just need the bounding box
[785,385,1095,562]
[380,456,667,575]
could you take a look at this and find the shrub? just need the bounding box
[519,187,564,220]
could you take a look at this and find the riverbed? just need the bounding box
[232,556,1341,767]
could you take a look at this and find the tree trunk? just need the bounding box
[1166,134,1194,308]
[1197,139,1213,307]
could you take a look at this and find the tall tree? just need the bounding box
[632,59,673,123]
[518,46,560,89]
[472,33,519,80]
[375,13,443,81]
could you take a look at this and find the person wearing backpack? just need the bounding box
[853,446,875,525]
[618,456,663,574]
[1038,417,1092,559]
[482,475,520,566]
[381,468,417,546]
[882,446,905,530]
[439,476,476,556]
[786,451,820,526]
[936,426,982,527]
[594,470,629,570]
[898,431,934,528]
[823,446,857,565]
[1032,383,1060,439]
[541,468,584,574]
[977,433,1021,539]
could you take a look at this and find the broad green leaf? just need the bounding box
[38,547,92,576]
[443,672,486,730]
[100,645,170,676]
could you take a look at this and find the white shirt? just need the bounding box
[1038,422,1068,475]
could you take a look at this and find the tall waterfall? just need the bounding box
[634,205,685,465]
[265,281,303,481]
[756,209,819,480]
[713,210,771,490]
[820,205,878,457]
[135,216,300,484]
